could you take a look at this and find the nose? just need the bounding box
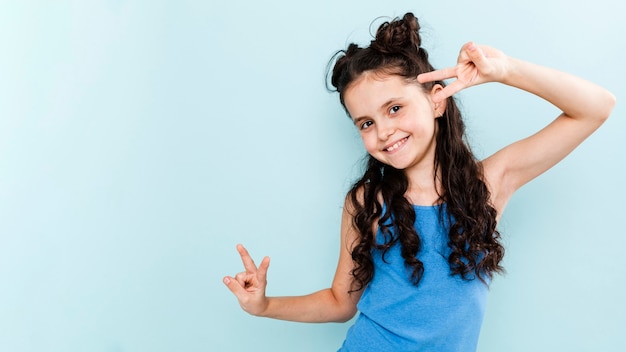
[377,119,396,141]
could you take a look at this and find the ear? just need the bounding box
[430,84,446,118]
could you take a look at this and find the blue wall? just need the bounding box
[1,1,624,351]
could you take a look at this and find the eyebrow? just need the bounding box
[351,98,401,125]
[352,115,368,126]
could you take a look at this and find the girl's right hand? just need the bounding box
[223,244,271,316]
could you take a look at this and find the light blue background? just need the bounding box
[1,1,624,351]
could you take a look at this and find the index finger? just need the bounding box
[236,244,258,273]
[417,67,457,84]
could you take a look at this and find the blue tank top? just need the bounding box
[339,204,489,352]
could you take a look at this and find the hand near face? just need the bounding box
[418,42,508,103]
[223,244,270,316]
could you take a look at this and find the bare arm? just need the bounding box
[222,198,361,323]
[419,42,616,213]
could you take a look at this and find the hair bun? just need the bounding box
[371,12,421,55]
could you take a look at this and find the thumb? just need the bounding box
[257,256,270,281]
[223,276,247,297]
[465,42,487,67]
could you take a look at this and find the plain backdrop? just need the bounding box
[1,0,624,351]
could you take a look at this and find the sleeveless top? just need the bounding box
[338,204,489,352]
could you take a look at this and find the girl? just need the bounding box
[222,12,615,351]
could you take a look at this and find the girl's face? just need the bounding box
[344,73,443,174]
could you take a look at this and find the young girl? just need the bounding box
[222,12,615,351]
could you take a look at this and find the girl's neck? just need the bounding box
[404,166,442,206]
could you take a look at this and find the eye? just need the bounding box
[360,120,374,130]
[389,105,401,115]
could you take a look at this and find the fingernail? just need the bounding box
[223,277,230,285]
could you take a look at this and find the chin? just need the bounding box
[385,161,409,170]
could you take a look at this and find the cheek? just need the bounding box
[410,120,435,137]
[360,134,379,154]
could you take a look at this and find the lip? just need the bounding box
[383,137,409,153]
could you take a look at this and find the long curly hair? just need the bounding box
[329,13,505,292]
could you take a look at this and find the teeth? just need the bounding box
[386,138,406,152]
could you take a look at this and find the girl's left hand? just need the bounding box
[418,42,509,103]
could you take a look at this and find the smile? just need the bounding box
[384,137,408,152]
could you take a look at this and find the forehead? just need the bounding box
[343,73,427,117]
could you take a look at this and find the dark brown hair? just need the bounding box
[329,13,505,292]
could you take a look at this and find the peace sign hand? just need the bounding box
[418,42,509,103]
[223,244,271,316]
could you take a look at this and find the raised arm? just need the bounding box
[222,197,362,323]
[418,42,616,212]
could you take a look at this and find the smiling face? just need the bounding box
[344,72,443,176]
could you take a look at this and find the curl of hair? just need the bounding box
[330,13,505,293]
